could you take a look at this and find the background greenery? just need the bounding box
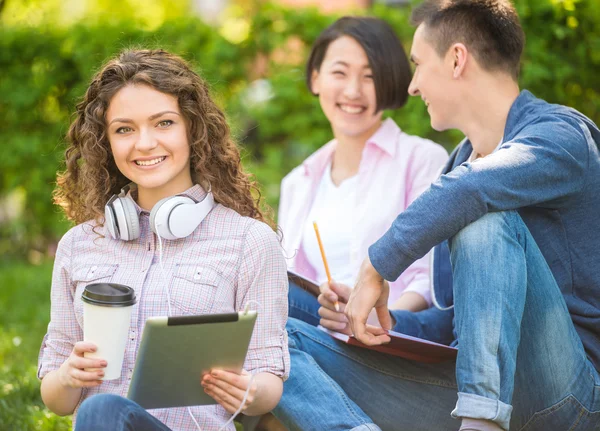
[0,0,598,429]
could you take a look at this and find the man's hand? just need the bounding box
[346,256,392,346]
[317,281,352,334]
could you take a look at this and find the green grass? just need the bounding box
[0,259,71,430]
[0,260,245,430]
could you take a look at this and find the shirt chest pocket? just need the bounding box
[169,264,222,315]
[72,264,119,326]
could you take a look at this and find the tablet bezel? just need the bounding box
[126,311,257,409]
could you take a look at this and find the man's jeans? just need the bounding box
[75,394,172,430]
[273,211,600,430]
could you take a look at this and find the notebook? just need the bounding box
[319,325,457,363]
[287,270,320,297]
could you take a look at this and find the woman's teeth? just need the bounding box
[135,156,166,166]
[339,105,364,114]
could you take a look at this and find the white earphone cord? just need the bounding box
[154,219,259,431]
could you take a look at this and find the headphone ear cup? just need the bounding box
[104,200,119,239]
[168,192,215,238]
[150,196,195,240]
[119,196,140,240]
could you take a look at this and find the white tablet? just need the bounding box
[127,311,257,409]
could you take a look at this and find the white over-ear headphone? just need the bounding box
[104,183,216,241]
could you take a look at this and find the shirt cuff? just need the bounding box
[368,234,416,282]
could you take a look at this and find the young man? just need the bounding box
[272,0,600,430]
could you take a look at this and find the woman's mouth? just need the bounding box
[338,104,366,114]
[134,156,166,166]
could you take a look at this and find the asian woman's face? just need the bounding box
[311,36,383,142]
[106,84,193,198]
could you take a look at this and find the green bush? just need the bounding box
[0,1,598,258]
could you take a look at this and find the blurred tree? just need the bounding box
[1,0,191,28]
[0,0,597,260]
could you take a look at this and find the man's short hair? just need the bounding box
[411,0,525,79]
[306,16,412,111]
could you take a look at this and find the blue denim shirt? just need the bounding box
[370,90,600,371]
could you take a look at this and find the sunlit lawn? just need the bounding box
[0,259,71,430]
[0,260,246,431]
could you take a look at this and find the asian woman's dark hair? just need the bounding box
[306,16,412,112]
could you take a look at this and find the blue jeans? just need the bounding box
[288,279,321,326]
[273,211,600,430]
[75,394,171,430]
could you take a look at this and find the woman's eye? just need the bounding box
[157,120,173,128]
[116,127,132,134]
[364,75,374,80]
[332,71,345,76]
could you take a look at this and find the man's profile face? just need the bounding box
[408,24,459,132]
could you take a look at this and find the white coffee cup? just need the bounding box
[82,283,136,380]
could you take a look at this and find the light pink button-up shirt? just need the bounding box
[278,118,448,304]
[38,185,290,431]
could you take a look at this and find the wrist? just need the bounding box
[57,362,75,390]
[363,258,383,284]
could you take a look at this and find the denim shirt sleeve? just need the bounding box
[369,115,589,281]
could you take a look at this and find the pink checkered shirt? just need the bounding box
[38,185,290,430]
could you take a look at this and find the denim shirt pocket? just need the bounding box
[169,264,221,315]
[72,264,119,327]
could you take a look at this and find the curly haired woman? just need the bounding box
[38,49,289,431]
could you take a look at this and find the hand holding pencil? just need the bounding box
[312,221,340,312]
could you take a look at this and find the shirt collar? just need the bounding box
[365,118,400,158]
[301,118,400,176]
[504,89,535,140]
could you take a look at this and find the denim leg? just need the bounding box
[288,280,321,326]
[75,394,172,431]
[274,318,459,431]
[449,211,600,430]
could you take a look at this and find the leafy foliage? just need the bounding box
[0,0,598,258]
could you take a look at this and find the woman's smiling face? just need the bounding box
[106,84,193,199]
[311,36,383,142]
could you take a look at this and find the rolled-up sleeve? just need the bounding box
[38,229,80,380]
[236,221,290,381]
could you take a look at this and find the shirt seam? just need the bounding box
[234,219,256,308]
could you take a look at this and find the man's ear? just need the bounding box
[450,43,468,79]
[310,69,320,95]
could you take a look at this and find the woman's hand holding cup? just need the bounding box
[58,341,106,389]
[318,281,352,335]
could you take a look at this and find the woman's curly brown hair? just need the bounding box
[54,49,273,228]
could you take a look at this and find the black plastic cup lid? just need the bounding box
[82,283,136,307]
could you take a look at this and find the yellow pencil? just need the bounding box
[313,221,340,312]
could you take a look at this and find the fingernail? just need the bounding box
[100,361,107,367]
